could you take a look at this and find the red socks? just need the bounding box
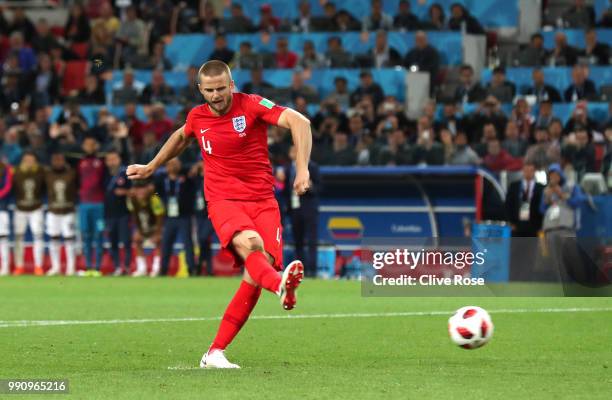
[211,280,262,351]
[244,251,281,294]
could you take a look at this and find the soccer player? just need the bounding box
[127,180,164,277]
[78,137,106,276]
[127,60,312,368]
[0,160,13,276]
[104,149,132,276]
[45,152,78,276]
[13,151,46,276]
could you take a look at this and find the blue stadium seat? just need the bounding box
[541,29,612,50]
[165,31,463,69]
[50,104,183,127]
[481,66,612,94]
[106,68,407,102]
[225,0,518,28]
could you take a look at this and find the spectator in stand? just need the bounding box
[8,32,36,72]
[464,96,508,143]
[350,71,385,108]
[330,131,357,165]
[518,33,549,67]
[137,41,172,70]
[562,127,596,180]
[232,41,260,69]
[334,9,362,31]
[156,157,197,277]
[140,0,174,48]
[363,0,393,31]
[483,139,523,172]
[548,118,564,154]
[325,36,353,68]
[420,3,445,31]
[275,37,298,69]
[140,69,175,104]
[31,18,60,54]
[32,53,60,108]
[548,32,578,66]
[502,121,528,158]
[299,40,326,69]
[208,34,234,65]
[403,30,439,80]
[448,3,485,34]
[485,67,516,103]
[259,4,280,32]
[197,1,220,34]
[65,3,91,45]
[78,137,106,275]
[562,0,595,29]
[474,122,500,157]
[370,30,402,68]
[448,131,480,165]
[225,2,254,33]
[177,65,201,106]
[288,70,318,103]
[413,125,444,166]
[122,102,146,152]
[115,5,147,67]
[325,77,351,109]
[8,7,36,44]
[600,1,612,27]
[138,131,159,164]
[564,65,597,102]
[375,129,411,165]
[510,98,535,141]
[454,64,486,103]
[525,68,562,103]
[564,100,597,135]
[601,101,612,131]
[92,2,120,38]
[602,128,612,189]
[143,103,174,141]
[535,100,555,128]
[435,102,464,136]
[242,68,273,94]
[0,125,22,165]
[293,0,313,33]
[78,75,106,104]
[580,29,609,65]
[525,126,561,170]
[104,148,132,276]
[394,0,420,31]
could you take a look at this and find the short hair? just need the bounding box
[21,150,37,160]
[198,60,231,80]
[531,33,543,41]
[460,64,473,73]
[492,66,505,75]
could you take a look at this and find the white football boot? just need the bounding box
[200,349,240,369]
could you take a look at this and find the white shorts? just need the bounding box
[14,208,44,236]
[46,212,76,238]
[0,211,9,236]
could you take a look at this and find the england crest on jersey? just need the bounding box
[232,115,247,133]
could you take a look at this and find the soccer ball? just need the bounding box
[448,306,494,349]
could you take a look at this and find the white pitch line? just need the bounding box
[0,307,611,329]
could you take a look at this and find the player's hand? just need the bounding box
[293,168,310,195]
[126,164,154,180]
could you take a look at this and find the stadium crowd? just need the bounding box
[0,0,611,276]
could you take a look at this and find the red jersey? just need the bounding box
[184,92,286,202]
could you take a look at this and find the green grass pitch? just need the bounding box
[0,277,611,399]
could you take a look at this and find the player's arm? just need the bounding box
[276,108,312,195]
[126,125,193,180]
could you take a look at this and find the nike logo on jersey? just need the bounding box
[200,128,210,134]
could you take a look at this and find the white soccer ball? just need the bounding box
[448,306,494,349]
